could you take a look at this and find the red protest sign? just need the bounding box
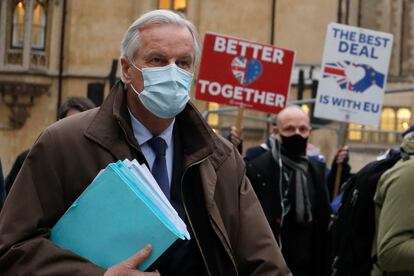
[196,33,295,113]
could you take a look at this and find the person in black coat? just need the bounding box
[246,105,332,276]
[245,138,271,161]
[4,149,30,195]
[229,123,350,201]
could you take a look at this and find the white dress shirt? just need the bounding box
[128,109,174,188]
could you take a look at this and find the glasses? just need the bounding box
[280,126,311,136]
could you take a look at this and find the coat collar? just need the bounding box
[84,82,136,161]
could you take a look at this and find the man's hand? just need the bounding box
[230,126,243,148]
[335,145,349,164]
[104,245,160,276]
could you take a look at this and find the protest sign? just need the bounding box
[314,23,393,127]
[196,33,295,114]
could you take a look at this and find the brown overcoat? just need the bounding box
[0,82,290,276]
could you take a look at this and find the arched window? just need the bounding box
[31,1,46,50]
[380,108,396,143]
[349,123,362,141]
[158,0,187,12]
[207,102,219,127]
[363,125,379,143]
[396,108,411,132]
[11,1,25,48]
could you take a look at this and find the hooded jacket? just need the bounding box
[371,132,414,276]
[0,82,290,276]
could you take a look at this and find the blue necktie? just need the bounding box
[148,136,170,200]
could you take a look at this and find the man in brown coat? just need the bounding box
[0,10,290,276]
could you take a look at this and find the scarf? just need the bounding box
[270,136,313,224]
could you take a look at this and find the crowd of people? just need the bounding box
[0,9,413,276]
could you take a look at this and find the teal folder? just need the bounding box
[51,161,189,270]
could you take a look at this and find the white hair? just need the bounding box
[120,9,201,81]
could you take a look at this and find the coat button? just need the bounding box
[257,173,261,177]
[262,182,266,187]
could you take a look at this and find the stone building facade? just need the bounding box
[1,0,414,174]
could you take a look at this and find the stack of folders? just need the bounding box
[50,159,190,271]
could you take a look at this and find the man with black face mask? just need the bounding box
[246,105,332,276]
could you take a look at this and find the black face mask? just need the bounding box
[280,134,308,156]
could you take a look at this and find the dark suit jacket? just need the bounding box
[245,144,268,162]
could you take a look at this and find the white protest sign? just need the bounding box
[314,22,393,127]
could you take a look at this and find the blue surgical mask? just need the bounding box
[129,63,193,119]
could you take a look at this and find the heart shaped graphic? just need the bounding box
[231,56,263,86]
[344,64,365,85]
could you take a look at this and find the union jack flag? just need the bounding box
[323,60,385,93]
[323,60,354,90]
[231,56,262,86]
